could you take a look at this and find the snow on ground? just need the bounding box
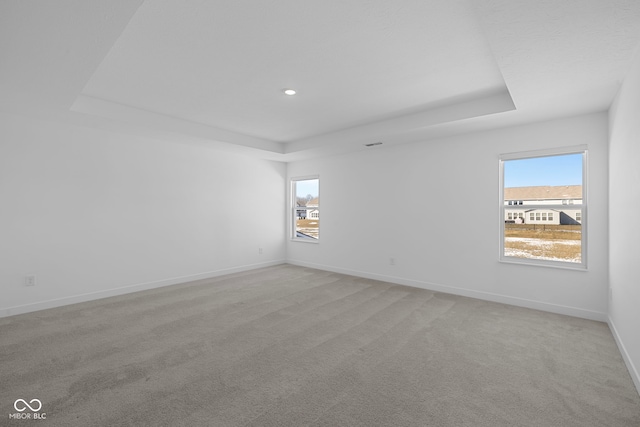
[504,237,581,263]
[505,249,580,263]
[506,237,580,246]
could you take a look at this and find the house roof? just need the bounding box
[505,185,582,201]
[307,198,319,207]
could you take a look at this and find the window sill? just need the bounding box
[499,257,587,271]
[291,238,319,244]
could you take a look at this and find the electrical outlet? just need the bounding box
[389,258,396,266]
[24,275,36,286]
[258,248,263,255]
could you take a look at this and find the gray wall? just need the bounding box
[609,47,640,393]
[0,112,287,316]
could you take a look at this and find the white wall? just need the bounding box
[0,112,286,317]
[608,47,640,393]
[287,112,609,320]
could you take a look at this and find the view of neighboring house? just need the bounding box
[296,202,307,219]
[306,197,319,219]
[295,197,320,239]
[504,185,582,224]
[296,197,319,220]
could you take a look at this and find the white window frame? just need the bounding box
[291,175,320,243]
[499,145,588,270]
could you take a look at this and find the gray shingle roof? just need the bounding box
[504,185,582,201]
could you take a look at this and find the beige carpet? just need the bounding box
[1,264,639,426]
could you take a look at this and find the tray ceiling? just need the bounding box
[2,0,640,161]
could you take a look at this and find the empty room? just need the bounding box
[1,1,640,425]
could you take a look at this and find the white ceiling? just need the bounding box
[2,0,640,161]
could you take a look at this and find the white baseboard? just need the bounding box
[2,257,609,324]
[287,259,608,322]
[608,317,640,397]
[0,260,286,318]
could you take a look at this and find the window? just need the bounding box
[292,177,319,241]
[500,147,587,269]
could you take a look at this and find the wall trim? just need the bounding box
[0,260,286,318]
[608,317,640,397]
[287,259,608,322]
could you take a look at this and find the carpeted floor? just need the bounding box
[1,264,639,426]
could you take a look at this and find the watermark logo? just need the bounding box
[14,399,42,412]
[9,399,46,420]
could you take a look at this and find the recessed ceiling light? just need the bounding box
[283,88,297,96]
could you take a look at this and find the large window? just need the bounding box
[499,147,587,269]
[292,177,319,242]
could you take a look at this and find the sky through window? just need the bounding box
[504,153,582,188]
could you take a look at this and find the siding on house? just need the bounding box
[307,197,319,219]
[296,198,319,219]
[504,185,582,224]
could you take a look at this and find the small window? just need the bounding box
[500,147,587,269]
[291,177,319,241]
